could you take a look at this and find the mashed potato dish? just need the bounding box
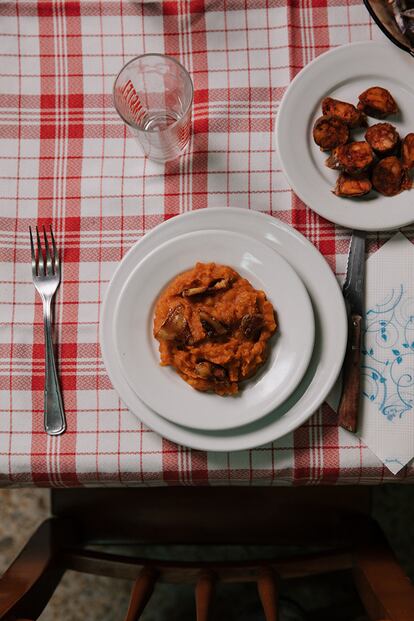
[153,262,277,396]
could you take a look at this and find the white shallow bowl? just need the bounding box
[114,229,315,431]
[100,208,347,452]
[276,41,414,232]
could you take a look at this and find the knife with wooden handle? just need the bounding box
[338,230,366,433]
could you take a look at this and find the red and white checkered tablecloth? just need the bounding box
[1,0,414,487]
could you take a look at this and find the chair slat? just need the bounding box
[257,567,279,621]
[0,518,72,621]
[195,570,216,621]
[354,533,414,621]
[123,567,157,621]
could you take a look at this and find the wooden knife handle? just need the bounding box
[337,313,362,433]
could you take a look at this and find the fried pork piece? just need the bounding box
[334,173,372,197]
[312,115,349,151]
[401,133,414,170]
[326,141,374,175]
[194,361,227,382]
[181,277,232,298]
[155,305,191,344]
[365,123,399,156]
[357,87,398,119]
[372,156,411,196]
[322,97,367,128]
[240,313,264,341]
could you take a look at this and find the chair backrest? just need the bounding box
[51,486,371,545]
[1,487,414,621]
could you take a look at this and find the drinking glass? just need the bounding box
[113,54,193,163]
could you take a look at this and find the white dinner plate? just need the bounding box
[100,208,347,451]
[276,41,414,232]
[114,229,314,431]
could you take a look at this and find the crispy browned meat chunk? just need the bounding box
[155,305,191,344]
[402,171,412,191]
[365,123,399,156]
[334,174,372,198]
[357,87,398,119]
[199,310,227,337]
[401,133,414,170]
[240,313,264,341]
[195,361,228,382]
[372,156,411,196]
[321,97,367,128]
[181,277,232,298]
[312,115,349,151]
[326,141,374,175]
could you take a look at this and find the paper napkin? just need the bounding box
[329,232,414,474]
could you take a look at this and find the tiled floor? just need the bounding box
[1,486,413,620]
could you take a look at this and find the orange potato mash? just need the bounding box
[153,262,277,396]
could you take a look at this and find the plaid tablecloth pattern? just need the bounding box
[1,0,414,487]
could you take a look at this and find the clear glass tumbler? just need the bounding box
[113,54,193,163]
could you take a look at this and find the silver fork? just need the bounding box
[30,225,66,435]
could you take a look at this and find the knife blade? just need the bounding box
[337,230,366,433]
[343,230,366,316]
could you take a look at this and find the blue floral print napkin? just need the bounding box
[359,232,414,473]
[328,232,414,473]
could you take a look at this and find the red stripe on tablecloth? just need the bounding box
[319,404,340,483]
[190,449,209,485]
[93,0,106,484]
[32,1,55,486]
[289,0,340,485]
[0,0,366,17]
[190,1,209,210]
[163,3,186,218]
[6,0,23,485]
[116,0,126,486]
[244,0,252,210]
[223,1,231,213]
[311,0,330,56]
[287,1,305,79]
[162,1,187,471]
[137,1,150,480]
[265,0,274,216]
[57,1,83,486]
[162,440,182,484]
[31,1,84,487]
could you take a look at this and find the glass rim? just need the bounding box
[113,53,194,133]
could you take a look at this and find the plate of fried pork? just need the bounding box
[276,41,414,231]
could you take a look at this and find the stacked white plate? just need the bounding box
[100,208,347,451]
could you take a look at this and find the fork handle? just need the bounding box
[43,298,66,435]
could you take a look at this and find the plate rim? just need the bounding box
[276,40,414,232]
[100,207,347,451]
[113,227,315,431]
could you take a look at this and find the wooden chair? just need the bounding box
[0,487,413,620]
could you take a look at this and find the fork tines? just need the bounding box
[29,225,59,278]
